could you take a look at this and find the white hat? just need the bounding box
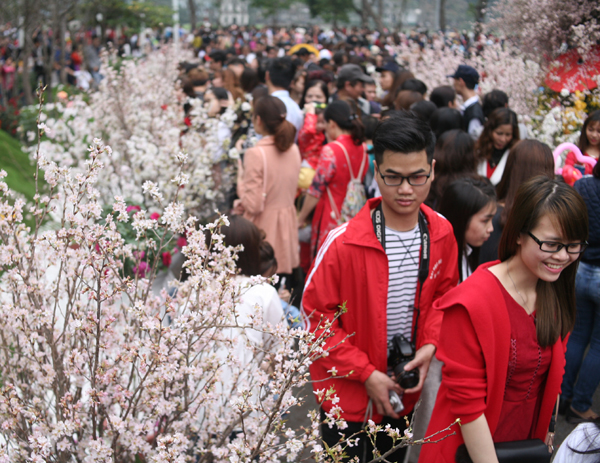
[246,53,256,64]
[319,49,332,60]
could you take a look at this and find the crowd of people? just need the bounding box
[2,20,600,463]
[0,23,494,99]
[178,36,600,461]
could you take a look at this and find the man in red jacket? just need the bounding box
[302,112,459,461]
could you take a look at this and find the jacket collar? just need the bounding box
[342,197,451,249]
[257,136,275,147]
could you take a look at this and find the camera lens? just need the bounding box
[399,369,419,389]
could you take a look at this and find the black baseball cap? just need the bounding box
[447,65,480,87]
[376,59,400,74]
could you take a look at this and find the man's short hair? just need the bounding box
[373,111,435,165]
[482,89,509,118]
[400,78,428,95]
[209,50,227,64]
[295,47,310,57]
[226,57,246,68]
[267,57,295,90]
[430,85,456,108]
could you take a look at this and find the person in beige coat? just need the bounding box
[235,95,301,275]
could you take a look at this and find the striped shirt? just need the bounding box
[385,224,420,343]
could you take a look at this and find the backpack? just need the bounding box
[327,141,367,225]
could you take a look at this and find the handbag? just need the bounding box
[455,397,557,463]
[455,439,551,463]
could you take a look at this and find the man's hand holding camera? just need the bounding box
[364,342,436,418]
[365,370,402,419]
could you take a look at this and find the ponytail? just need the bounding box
[273,120,296,152]
[324,99,365,146]
[253,95,296,152]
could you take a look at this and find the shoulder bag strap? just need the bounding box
[325,142,347,222]
[259,147,267,210]
[332,140,356,179]
[357,143,367,179]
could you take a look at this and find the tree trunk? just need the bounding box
[474,0,487,36]
[59,13,68,85]
[361,0,368,28]
[188,0,197,31]
[21,9,35,105]
[397,0,408,30]
[363,0,384,31]
[439,0,446,31]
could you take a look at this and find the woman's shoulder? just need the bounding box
[437,264,502,312]
[236,277,279,303]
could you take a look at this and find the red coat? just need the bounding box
[302,198,459,423]
[297,112,325,170]
[419,263,567,462]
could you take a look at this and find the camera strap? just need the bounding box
[372,202,430,344]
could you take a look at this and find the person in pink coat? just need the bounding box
[235,95,301,275]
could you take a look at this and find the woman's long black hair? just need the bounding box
[323,100,364,145]
[437,176,496,282]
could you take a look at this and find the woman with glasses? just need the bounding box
[561,159,600,424]
[419,176,589,463]
[296,100,366,258]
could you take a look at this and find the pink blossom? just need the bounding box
[162,251,172,268]
[133,261,149,278]
[150,212,160,220]
[176,236,187,248]
[126,205,141,214]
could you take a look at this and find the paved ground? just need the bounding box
[286,380,600,462]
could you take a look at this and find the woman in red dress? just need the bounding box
[297,80,329,170]
[419,176,589,463]
[296,100,366,258]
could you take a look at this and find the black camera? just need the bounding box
[387,334,419,390]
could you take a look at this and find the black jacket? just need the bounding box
[463,101,485,132]
[575,175,600,266]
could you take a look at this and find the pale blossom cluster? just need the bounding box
[0,122,348,461]
[25,47,238,223]
[489,0,600,60]
[391,38,541,116]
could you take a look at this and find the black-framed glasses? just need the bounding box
[377,167,432,187]
[527,232,588,254]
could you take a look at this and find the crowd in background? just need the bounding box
[0,22,496,98]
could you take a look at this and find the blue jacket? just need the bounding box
[574,175,600,266]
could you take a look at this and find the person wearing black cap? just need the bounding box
[334,63,375,116]
[448,65,485,140]
[377,59,401,96]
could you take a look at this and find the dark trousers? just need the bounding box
[320,408,411,462]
